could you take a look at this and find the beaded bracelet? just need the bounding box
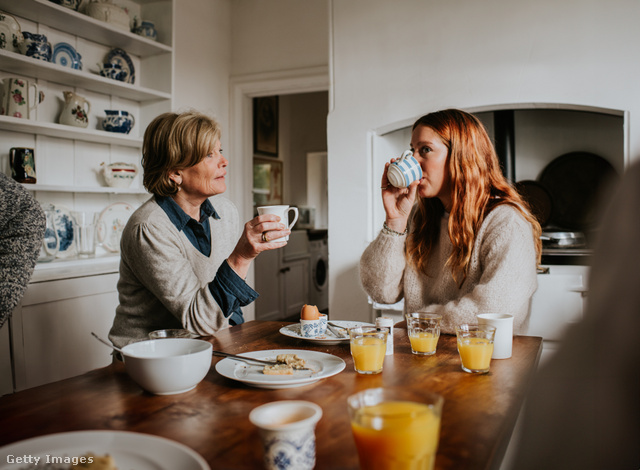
[382,221,408,236]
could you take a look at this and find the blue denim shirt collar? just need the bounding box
[156,195,220,230]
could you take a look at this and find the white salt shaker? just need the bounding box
[376,316,394,355]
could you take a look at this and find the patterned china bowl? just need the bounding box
[101,109,135,134]
[100,161,138,188]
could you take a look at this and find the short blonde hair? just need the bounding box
[142,111,221,196]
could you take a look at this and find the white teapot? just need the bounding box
[100,162,138,188]
[82,0,130,30]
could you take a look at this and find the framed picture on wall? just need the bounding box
[253,157,283,210]
[253,96,279,156]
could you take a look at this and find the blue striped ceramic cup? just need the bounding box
[387,150,423,188]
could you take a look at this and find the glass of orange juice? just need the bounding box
[348,387,444,470]
[406,312,442,355]
[349,326,388,374]
[455,324,496,374]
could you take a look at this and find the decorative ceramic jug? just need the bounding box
[101,109,135,134]
[132,18,157,41]
[39,204,60,262]
[59,91,90,128]
[0,77,44,119]
[19,32,52,61]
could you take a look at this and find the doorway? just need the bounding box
[229,67,330,321]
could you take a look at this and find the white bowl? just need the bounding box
[121,338,212,395]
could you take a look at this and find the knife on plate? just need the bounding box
[326,323,348,338]
[212,350,311,370]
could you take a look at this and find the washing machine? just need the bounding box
[307,232,329,312]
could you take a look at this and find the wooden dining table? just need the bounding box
[0,320,542,470]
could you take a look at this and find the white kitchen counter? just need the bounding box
[31,254,121,283]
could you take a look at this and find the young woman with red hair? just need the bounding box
[359,109,541,334]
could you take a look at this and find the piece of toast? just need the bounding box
[263,363,294,375]
[275,354,306,369]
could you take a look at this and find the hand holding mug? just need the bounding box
[257,205,299,243]
[381,152,422,231]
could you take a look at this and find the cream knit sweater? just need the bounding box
[359,205,538,335]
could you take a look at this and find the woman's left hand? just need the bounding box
[227,214,289,278]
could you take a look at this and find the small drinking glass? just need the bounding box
[149,329,194,339]
[406,312,442,355]
[349,326,388,374]
[455,324,496,374]
[348,387,444,470]
[71,211,98,257]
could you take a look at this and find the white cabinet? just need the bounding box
[255,232,310,321]
[529,264,589,365]
[10,267,119,392]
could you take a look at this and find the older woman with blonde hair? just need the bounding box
[360,109,541,334]
[109,110,289,348]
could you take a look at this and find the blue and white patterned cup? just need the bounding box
[250,401,322,470]
[387,150,423,188]
[318,314,327,335]
[300,319,321,338]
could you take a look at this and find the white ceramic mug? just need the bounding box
[249,400,322,470]
[387,150,423,188]
[257,205,299,242]
[477,313,514,359]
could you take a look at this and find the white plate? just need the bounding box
[0,430,210,470]
[279,320,374,345]
[97,202,134,252]
[215,349,346,389]
[53,205,76,258]
[0,12,22,53]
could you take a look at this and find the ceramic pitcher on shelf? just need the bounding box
[0,77,45,119]
[59,91,90,128]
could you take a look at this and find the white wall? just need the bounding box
[230,0,329,76]
[327,0,640,321]
[174,0,231,153]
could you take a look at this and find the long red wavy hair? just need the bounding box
[405,109,541,286]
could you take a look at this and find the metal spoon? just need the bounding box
[91,332,125,355]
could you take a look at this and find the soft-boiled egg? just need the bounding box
[301,304,320,320]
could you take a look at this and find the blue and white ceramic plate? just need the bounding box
[53,205,76,258]
[52,42,82,70]
[106,48,135,84]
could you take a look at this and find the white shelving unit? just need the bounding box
[1,0,174,393]
[0,0,173,195]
